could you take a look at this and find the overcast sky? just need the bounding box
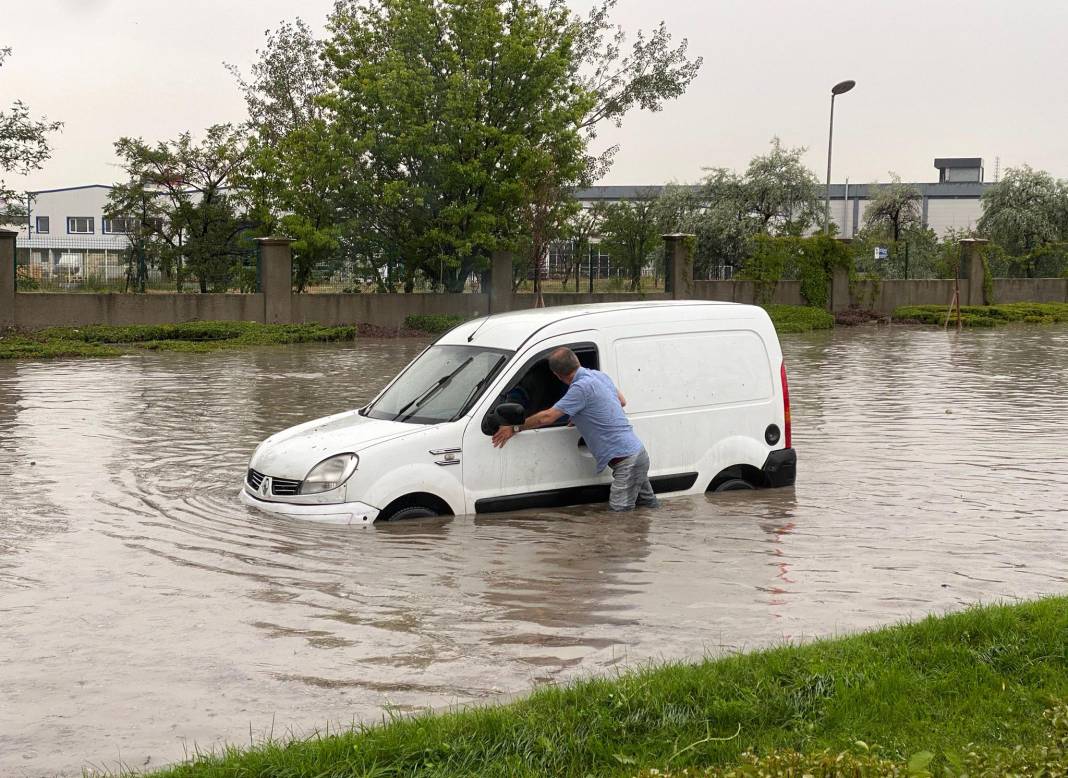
[4,0,1066,192]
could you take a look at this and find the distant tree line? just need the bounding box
[103,0,702,293]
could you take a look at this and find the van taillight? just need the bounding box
[780,360,791,449]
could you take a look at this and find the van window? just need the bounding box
[364,345,512,424]
[494,344,598,424]
[614,330,772,414]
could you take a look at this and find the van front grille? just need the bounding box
[247,468,303,496]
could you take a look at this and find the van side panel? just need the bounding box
[613,330,773,413]
[604,317,785,492]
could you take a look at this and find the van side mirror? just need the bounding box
[481,402,526,436]
[495,403,525,425]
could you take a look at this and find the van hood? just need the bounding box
[250,410,418,480]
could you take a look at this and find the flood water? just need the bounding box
[2,325,1067,776]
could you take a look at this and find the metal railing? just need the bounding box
[15,235,258,293]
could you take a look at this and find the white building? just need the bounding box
[16,184,132,284]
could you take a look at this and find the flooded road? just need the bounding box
[2,325,1067,776]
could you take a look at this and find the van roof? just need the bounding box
[440,300,766,351]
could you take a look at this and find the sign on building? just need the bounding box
[874,246,889,260]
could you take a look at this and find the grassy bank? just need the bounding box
[893,301,1068,327]
[763,305,835,333]
[0,321,357,360]
[146,597,1068,777]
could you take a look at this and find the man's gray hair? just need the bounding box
[548,347,580,377]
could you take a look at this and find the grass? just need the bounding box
[141,597,1068,777]
[0,321,356,360]
[763,305,835,333]
[893,302,1068,327]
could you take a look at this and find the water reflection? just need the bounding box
[1,326,1068,776]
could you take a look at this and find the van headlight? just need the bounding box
[300,454,359,495]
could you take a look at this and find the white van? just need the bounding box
[241,301,796,524]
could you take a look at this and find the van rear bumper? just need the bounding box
[762,448,796,487]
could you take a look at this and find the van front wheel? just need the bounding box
[382,505,439,521]
[713,478,755,493]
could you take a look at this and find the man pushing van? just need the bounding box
[491,347,658,512]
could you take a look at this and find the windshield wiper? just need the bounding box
[450,355,507,421]
[391,357,474,423]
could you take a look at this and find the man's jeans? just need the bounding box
[608,447,659,512]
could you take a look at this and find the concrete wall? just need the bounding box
[294,292,490,328]
[994,278,1068,303]
[14,293,265,329]
[693,279,806,306]
[848,279,962,312]
[4,231,1068,331]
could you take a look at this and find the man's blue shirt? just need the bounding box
[553,367,642,472]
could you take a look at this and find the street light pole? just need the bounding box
[824,79,855,235]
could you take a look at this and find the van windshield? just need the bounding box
[363,345,512,424]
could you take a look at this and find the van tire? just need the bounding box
[713,478,755,493]
[382,505,439,521]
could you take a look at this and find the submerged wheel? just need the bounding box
[713,478,755,493]
[382,505,439,521]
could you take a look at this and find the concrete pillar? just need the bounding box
[960,238,989,306]
[257,236,293,324]
[0,229,16,329]
[830,237,853,312]
[489,249,514,314]
[663,233,695,300]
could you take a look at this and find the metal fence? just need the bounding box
[15,236,258,293]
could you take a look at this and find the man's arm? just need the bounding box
[617,390,627,408]
[492,407,565,448]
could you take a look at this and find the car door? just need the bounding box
[460,334,609,514]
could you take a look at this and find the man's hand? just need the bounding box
[492,425,515,448]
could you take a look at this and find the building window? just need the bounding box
[67,217,94,234]
[103,216,137,234]
[35,216,50,234]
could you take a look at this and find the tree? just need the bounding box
[228,20,344,292]
[864,173,923,242]
[978,165,1068,276]
[1,48,63,220]
[320,0,594,293]
[573,0,703,180]
[109,125,258,292]
[742,138,822,235]
[561,207,600,290]
[596,190,660,290]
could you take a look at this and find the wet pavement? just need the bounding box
[1,325,1067,776]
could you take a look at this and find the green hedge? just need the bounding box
[893,302,1068,327]
[2,321,356,359]
[763,305,835,333]
[404,313,467,333]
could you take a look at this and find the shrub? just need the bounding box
[403,313,466,333]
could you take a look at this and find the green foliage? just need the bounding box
[743,137,823,234]
[654,139,823,278]
[0,332,121,360]
[109,125,261,293]
[403,314,467,334]
[863,173,923,241]
[4,322,355,359]
[146,597,1068,777]
[892,302,1068,327]
[979,165,1068,262]
[596,193,662,290]
[763,305,834,333]
[739,234,853,308]
[317,0,595,292]
[14,265,38,291]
